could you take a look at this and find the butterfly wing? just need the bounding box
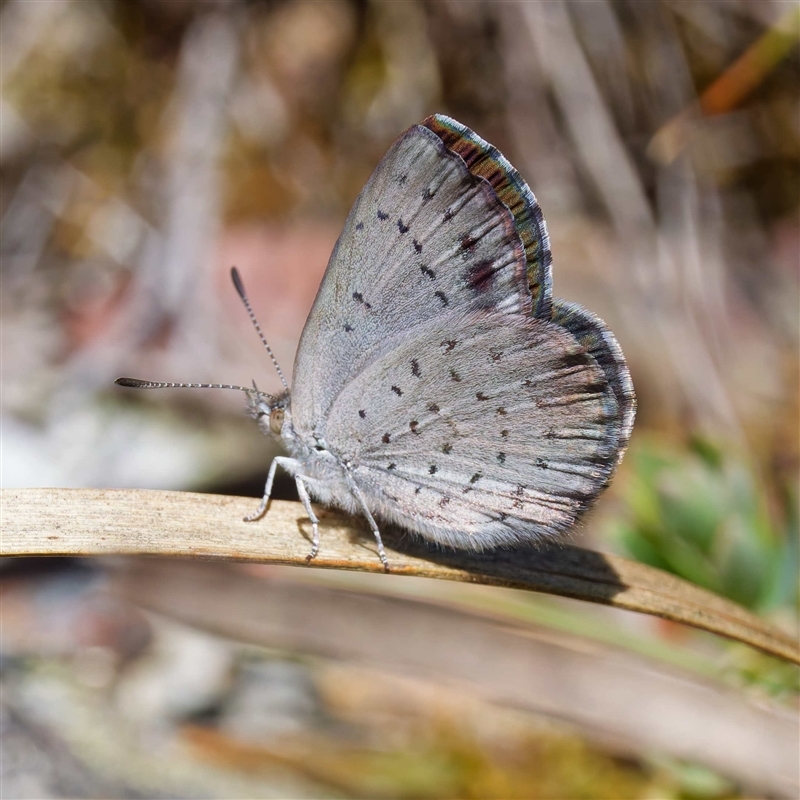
[323,309,621,549]
[422,115,553,319]
[551,299,635,465]
[291,121,534,439]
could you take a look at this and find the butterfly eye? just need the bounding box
[269,408,284,435]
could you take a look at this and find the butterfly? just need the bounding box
[117,114,635,569]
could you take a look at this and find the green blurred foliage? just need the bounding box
[612,436,798,614]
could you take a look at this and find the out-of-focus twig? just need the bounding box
[63,9,243,392]
[649,4,800,164]
[700,5,800,116]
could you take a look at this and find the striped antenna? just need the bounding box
[230,267,289,391]
[114,378,258,395]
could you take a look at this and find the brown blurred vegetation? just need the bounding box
[1,1,798,797]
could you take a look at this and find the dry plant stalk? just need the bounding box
[2,487,797,665]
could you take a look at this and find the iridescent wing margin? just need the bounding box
[422,115,553,320]
[551,299,635,464]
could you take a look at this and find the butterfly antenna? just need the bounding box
[115,377,261,397]
[230,267,289,391]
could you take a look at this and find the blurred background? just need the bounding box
[1,0,798,797]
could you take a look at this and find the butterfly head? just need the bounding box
[249,387,292,440]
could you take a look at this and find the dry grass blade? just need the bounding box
[2,488,797,664]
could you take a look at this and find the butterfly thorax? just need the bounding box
[252,390,356,506]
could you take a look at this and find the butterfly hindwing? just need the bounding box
[323,310,621,549]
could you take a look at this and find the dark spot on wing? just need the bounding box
[443,208,454,221]
[428,402,440,413]
[410,420,420,434]
[460,232,478,252]
[490,349,502,362]
[497,452,506,464]
[377,209,389,221]
[470,472,482,484]
[442,443,452,454]
[344,324,353,332]
[423,187,435,201]
[499,512,508,521]
[561,351,588,368]
[382,432,391,443]
[391,385,403,396]
[585,379,606,394]
[476,392,489,401]
[501,429,509,438]
[358,409,366,419]
[411,359,421,377]
[466,260,497,293]
[536,458,548,468]
[355,221,364,231]
[441,340,457,353]
[449,368,461,382]
[429,465,437,475]
[397,173,408,185]
[497,406,507,416]
[415,486,422,494]
[434,290,449,307]
[439,496,450,507]
[387,462,396,470]
[420,265,436,280]
[398,219,409,234]
[352,291,372,309]
[413,239,423,253]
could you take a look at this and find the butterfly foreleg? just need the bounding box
[246,458,323,564]
[244,455,300,522]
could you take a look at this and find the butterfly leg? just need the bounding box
[244,456,298,522]
[294,476,321,563]
[347,482,390,571]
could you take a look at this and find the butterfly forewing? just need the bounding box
[422,115,553,319]
[323,310,620,549]
[291,124,533,437]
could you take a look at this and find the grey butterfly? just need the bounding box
[117,114,635,569]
